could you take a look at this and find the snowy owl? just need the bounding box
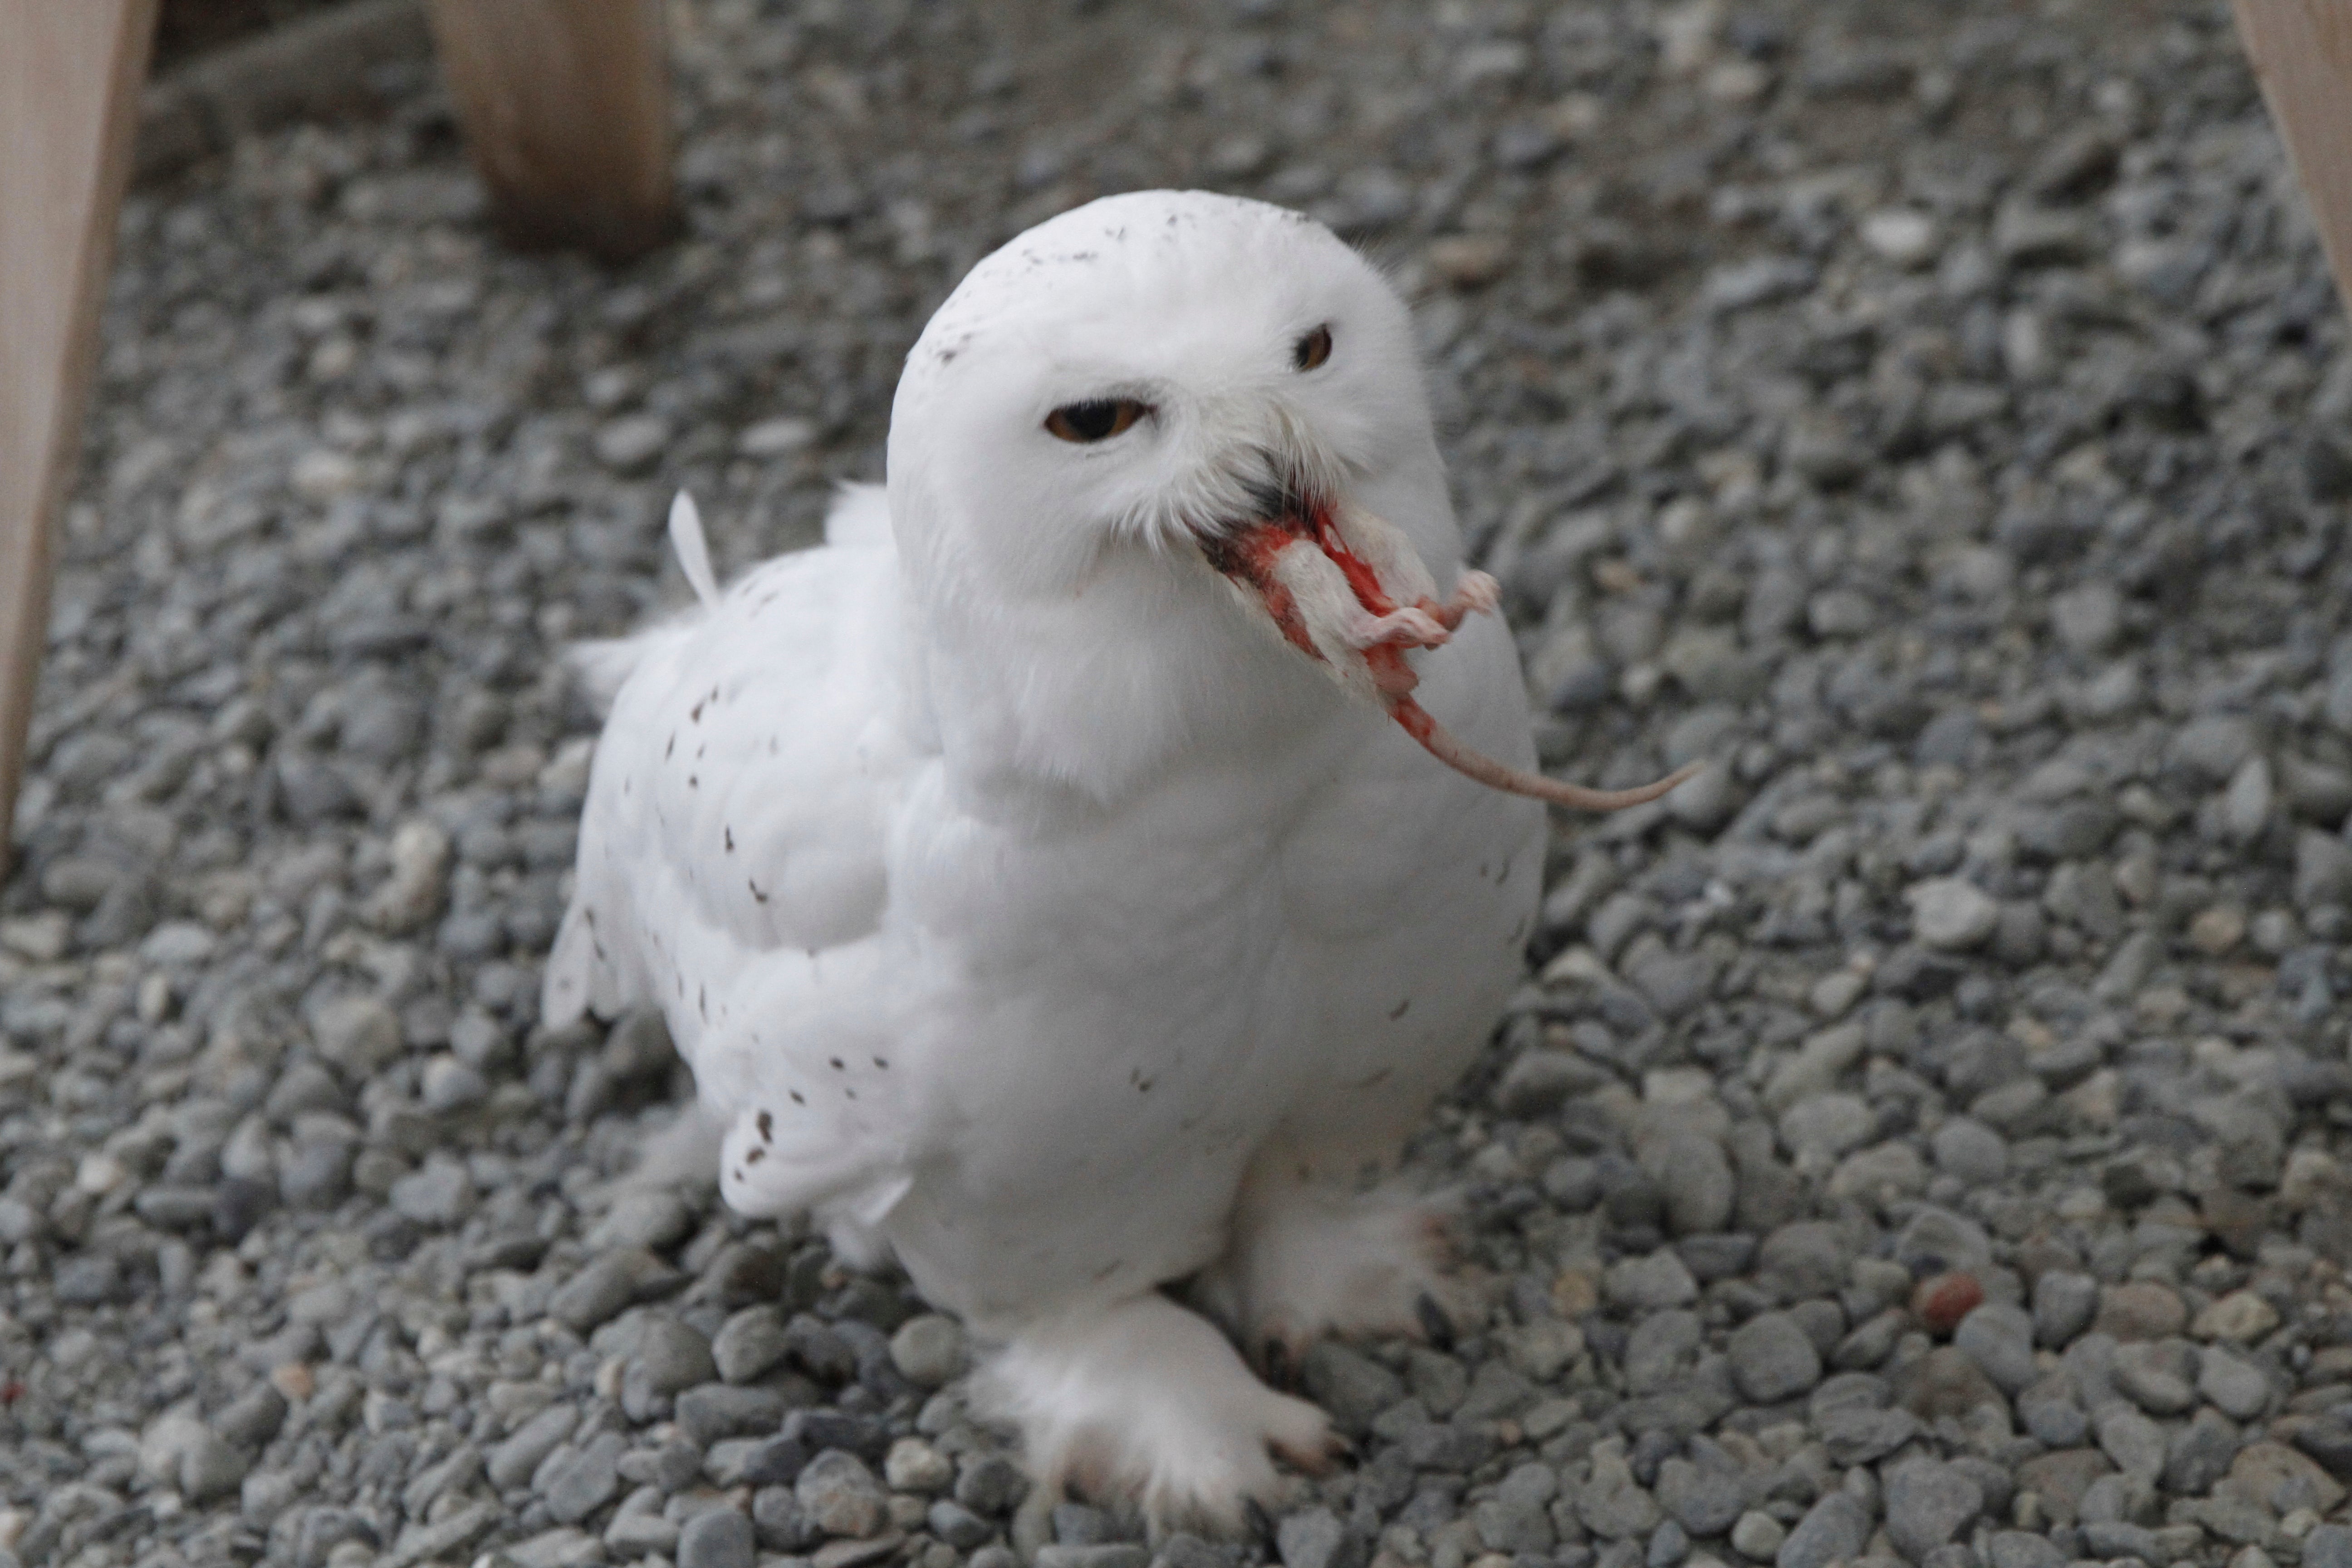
[544,190,1685,1529]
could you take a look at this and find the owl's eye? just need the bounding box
[1045,399,1150,443]
[1294,324,1333,371]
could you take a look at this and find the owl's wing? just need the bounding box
[542,485,922,1052]
[696,934,921,1229]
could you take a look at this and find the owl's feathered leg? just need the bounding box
[973,1292,1337,1534]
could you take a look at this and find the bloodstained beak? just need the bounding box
[1205,498,1696,813]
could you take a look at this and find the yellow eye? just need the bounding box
[1294,324,1333,371]
[1045,399,1149,443]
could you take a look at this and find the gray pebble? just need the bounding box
[2168,715,2258,784]
[214,1382,288,1450]
[1303,1340,1405,1429]
[2094,1403,2167,1480]
[407,1050,485,1121]
[606,1510,681,1558]
[2032,1271,2099,1348]
[2306,1524,2352,1568]
[888,1313,966,1388]
[1731,1512,1784,1562]
[1929,1119,2007,1185]
[623,1317,717,1418]
[1275,1508,1352,1568]
[2198,1346,2270,1419]
[1656,1455,1744,1538]
[713,1305,792,1384]
[1882,1457,1983,1563]
[389,1154,474,1226]
[675,1383,785,1448]
[797,1449,888,1538]
[1727,1312,1822,1404]
[591,1189,693,1251]
[1473,1461,1558,1553]
[1578,1440,1663,1540]
[676,1507,756,1568]
[705,1433,810,1489]
[594,414,672,473]
[2164,1407,2244,1495]
[2112,1342,2197,1416]
[2018,1377,2088,1447]
[548,1247,677,1333]
[309,995,402,1076]
[279,1138,353,1209]
[1817,1404,1920,1465]
[956,1454,1030,1516]
[1774,1492,1868,1568]
[1908,878,1999,951]
[1607,1250,1700,1310]
[1986,1532,2065,1568]
[1952,1303,2037,1394]
[1642,1132,1736,1236]
[539,1431,625,1525]
[490,1405,581,1490]
[929,1499,993,1549]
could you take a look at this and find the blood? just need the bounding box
[1202,521,1318,657]
[1303,499,1417,699]
[1206,500,1417,696]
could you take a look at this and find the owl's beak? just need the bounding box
[1205,499,1696,813]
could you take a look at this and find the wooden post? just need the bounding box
[2234,0,2352,316]
[422,0,678,263]
[0,0,158,880]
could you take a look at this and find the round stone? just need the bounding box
[888,1314,966,1388]
[1907,878,2000,951]
[1726,1312,1821,1404]
[677,1507,756,1568]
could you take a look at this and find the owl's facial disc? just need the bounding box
[1203,499,1698,815]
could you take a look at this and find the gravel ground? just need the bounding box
[7,4,2352,1568]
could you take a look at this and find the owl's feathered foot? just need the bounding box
[974,1292,1338,1535]
[1193,1176,1483,1377]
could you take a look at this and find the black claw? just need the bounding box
[1416,1291,1455,1350]
[1243,1496,1276,1547]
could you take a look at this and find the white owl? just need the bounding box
[544,190,1683,1528]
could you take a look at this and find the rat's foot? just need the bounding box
[1194,1176,1477,1376]
[1343,604,1451,651]
[975,1293,1338,1534]
[1430,569,1500,630]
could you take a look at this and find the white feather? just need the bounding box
[668,490,722,610]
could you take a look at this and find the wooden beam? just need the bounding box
[2234,0,2352,317]
[422,0,678,263]
[0,0,158,880]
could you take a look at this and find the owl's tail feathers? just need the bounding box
[669,490,723,610]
